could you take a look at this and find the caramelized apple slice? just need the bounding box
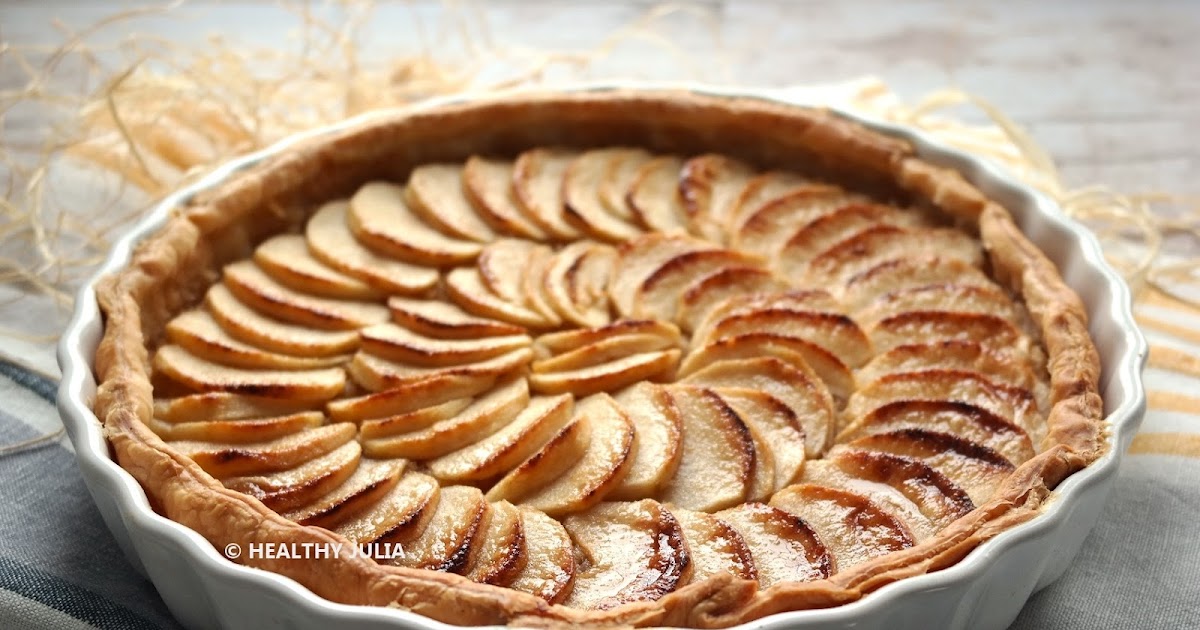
[868,311,1030,356]
[360,322,530,367]
[512,148,583,240]
[535,320,682,355]
[670,507,756,582]
[478,239,544,304]
[657,386,754,512]
[839,428,1014,505]
[838,400,1035,466]
[679,333,854,402]
[462,156,548,240]
[841,255,993,310]
[775,203,914,276]
[544,242,616,328]
[770,484,913,573]
[347,347,532,393]
[563,149,643,241]
[528,349,680,397]
[511,394,636,517]
[827,450,975,530]
[427,395,574,483]
[714,389,807,490]
[284,459,406,529]
[632,249,764,322]
[223,440,361,512]
[627,156,689,233]
[464,500,526,585]
[732,185,859,255]
[348,181,481,265]
[726,170,810,231]
[148,411,323,443]
[446,267,555,329]
[562,500,691,609]
[486,416,591,504]
[206,284,359,357]
[223,261,388,331]
[679,154,756,242]
[387,297,525,340]
[405,163,496,242]
[306,200,440,295]
[326,373,496,423]
[599,148,653,221]
[856,283,1016,327]
[691,289,842,343]
[173,422,356,478]
[683,357,834,457]
[394,485,489,572]
[360,377,529,459]
[702,308,872,368]
[166,310,349,371]
[523,246,564,325]
[715,503,831,587]
[532,333,679,374]
[609,233,716,316]
[155,391,318,423]
[745,421,776,502]
[154,345,346,401]
[858,340,1036,391]
[799,459,936,542]
[807,227,983,285]
[336,472,441,546]
[609,383,683,500]
[358,398,473,439]
[676,267,787,333]
[509,507,576,603]
[254,234,379,300]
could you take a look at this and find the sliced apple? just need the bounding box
[676,266,787,333]
[512,148,583,240]
[679,333,854,402]
[523,245,565,326]
[173,421,356,478]
[631,249,764,322]
[446,267,555,329]
[657,385,755,512]
[223,260,389,331]
[807,227,983,285]
[147,411,323,443]
[702,308,872,368]
[387,297,525,340]
[347,347,532,393]
[155,391,319,423]
[360,377,529,459]
[283,458,406,529]
[838,428,1014,506]
[690,289,843,348]
[305,200,440,295]
[838,399,1035,466]
[745,420,776,502]
[726,170,810,232]
[841,255,994,311]
[426,394,574,483]
[393,485,489,572]
[509,394,635,517]
[462,156,548,240]
[404,163,496,242]
[714,389,807,490]
[627,155,689,233]
[858,340,1036,391]
[166,309,349,371]
[478,239,544,304]
[714,502,831,587]
[544,242,616,328]
[254,234,379,300]
[609,383,683,500]
[799,458,935,542]
[464,500,526,585]
[528,349,680,397]
[223,440,361,512]
[868,311,1030,356]
[599,148,653,221]
[348,181,481,266]
[775,202,914,276]
[670,507,756,582]
[508,507,576,603]
[535,319,682,355]
[360,322,530,367]
[609,233,716,316]
[358,397,474,439]
[334,472,440,545]
[532,333,680,374]
[326,372,497,422]
[770,484,914,574]
[731,185,857,254]
[563,149,643,241]
[154,345,346,402]
[206,284,359,357]
[827,450,974,530]
[682,356,834,457]
[856,283,1016,327]
[562,500,691,609]
[679,153,756,242]
[486,415,591,504]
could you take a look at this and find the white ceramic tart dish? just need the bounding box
[58,85,1145,630]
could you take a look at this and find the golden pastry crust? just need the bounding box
[92,90,1103,628]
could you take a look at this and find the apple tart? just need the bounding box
[93,91,1103,628]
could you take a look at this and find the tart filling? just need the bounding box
[93,92,1102,628]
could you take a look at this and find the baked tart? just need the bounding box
[93,91,1104,627]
